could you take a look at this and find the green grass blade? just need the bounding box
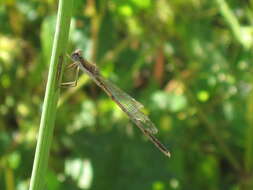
[215,0,248,48]
[29,0,73,190]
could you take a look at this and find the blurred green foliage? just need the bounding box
[0,0,253,189]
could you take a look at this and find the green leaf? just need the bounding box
[65,158,93,189]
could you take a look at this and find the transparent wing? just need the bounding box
[98,76,158,134]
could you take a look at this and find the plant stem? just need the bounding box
[172,61,240,171]
[245,91,253,172]
[29,1,73,190]
[185,88,240,171]
[215,0,248,49]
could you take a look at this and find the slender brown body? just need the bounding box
[70,49,171,157]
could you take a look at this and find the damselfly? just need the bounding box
[62,49,171,157]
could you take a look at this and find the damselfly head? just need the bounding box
[71,49,83,62]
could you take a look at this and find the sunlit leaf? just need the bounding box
[65,158,93,189]
[8,152,20,169]
[151,91,187,112]
[197,90,209,102]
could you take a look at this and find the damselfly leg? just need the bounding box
[61,55,80,88]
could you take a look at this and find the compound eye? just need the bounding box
[70,53,79,61]
[71,49,83,61]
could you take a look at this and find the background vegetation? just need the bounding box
[1,0,253,189]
